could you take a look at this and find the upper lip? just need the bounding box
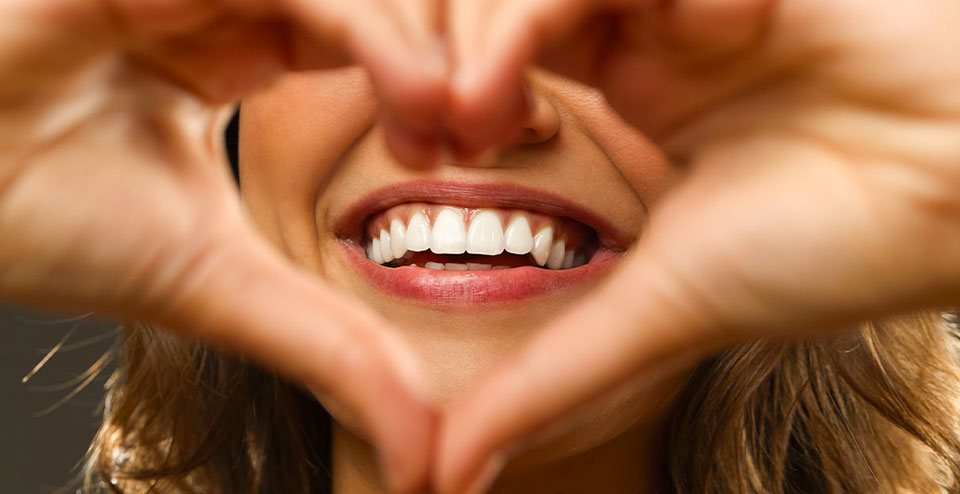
[333,180,632,249]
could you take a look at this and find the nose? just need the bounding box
[510,86,561,146]
[450,81,561,167]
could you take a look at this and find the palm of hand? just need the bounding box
[0,3,248,316]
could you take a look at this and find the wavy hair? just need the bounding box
[82,311,960,493]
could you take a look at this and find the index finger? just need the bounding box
[285,0,449,167]
[446,0,635,155]
[434,251,718,493]
[154,230,437,494]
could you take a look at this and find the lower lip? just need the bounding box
[340,241,623,305]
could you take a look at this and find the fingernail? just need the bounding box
[464,453,507,494]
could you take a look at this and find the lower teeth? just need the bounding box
[395,255,587,271]
[376,248,589,271]
[418,262,514,271]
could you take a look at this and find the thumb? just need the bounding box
[150,230,436,494]
[435,250,718,493]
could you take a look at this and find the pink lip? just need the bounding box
[335,181,630,305]
[341,242,623,305]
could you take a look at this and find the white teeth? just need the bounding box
[504,216,534,255]
[466,210,505,255]
[547,240,566,270]
[390,219,407,259]
[406,213,431,252]
[379,230,394,263]
[531,226,554,266]
[371,237,384,264]
[365,208,591,270]
[430,208,467,255]
[366,241,376,263]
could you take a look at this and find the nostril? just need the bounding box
[513,90,561,146]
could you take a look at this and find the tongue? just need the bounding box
[395,252,537,268]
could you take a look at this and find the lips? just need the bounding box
[334,181,629,304]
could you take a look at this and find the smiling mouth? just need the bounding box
[336,181,627,304]
[363,203,598,271]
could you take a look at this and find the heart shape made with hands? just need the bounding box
[5,1,960,494]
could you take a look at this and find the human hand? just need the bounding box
[0,1,447,491]
[439,1,960,491]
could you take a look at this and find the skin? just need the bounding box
[438,1,960,491]
[2,1,960,493]
[240,67,681,493]
[0,2,444,491]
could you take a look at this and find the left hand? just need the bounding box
[0,2,444,491]
[437,1,960,491]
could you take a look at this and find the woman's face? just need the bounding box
[240,67,681,467]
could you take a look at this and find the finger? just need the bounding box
[447,0,631,155]
[124,19,296,103]
[656,0,772,56]
[155,229,436,494]
[371,0,448,168]
[447,0,772,154]
[103,0,223,36]
[284,0,448,168]
[112,0,448,165]
[435,251,721,493]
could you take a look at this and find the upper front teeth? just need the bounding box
[365,206,589,270]
[431,208,467,254]
[467,210,505,256]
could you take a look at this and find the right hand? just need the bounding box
[438,1,960,491]
[0,1,444,491]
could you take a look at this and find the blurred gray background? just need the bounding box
[1,303,119,494]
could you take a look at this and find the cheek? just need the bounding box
[238,67,378,258]
[545,76,678,208]
[585,116,678,210]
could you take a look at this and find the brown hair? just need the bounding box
[84,312,960,493]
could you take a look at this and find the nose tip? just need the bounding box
[450,84,561,167]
